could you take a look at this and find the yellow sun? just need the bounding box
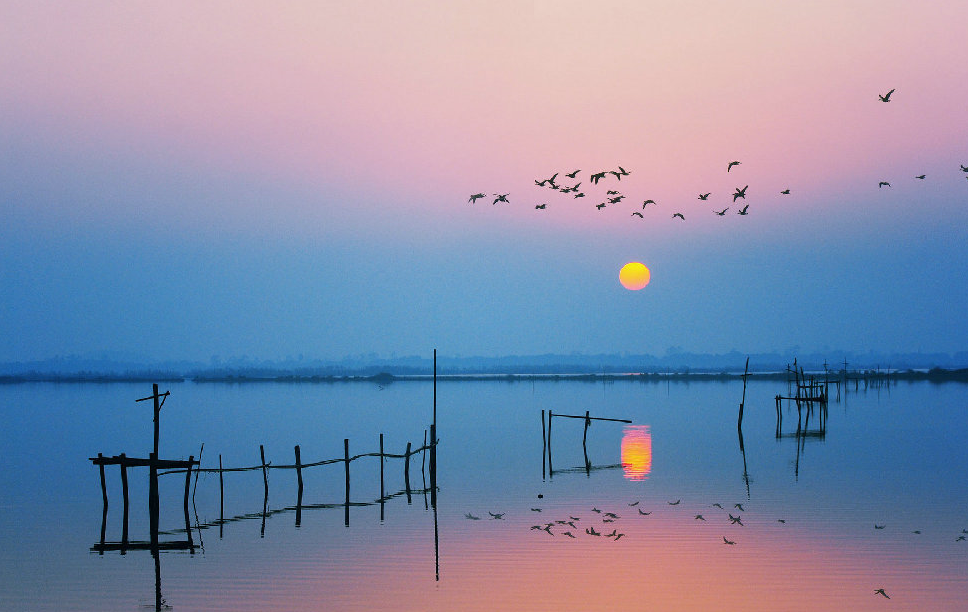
[619,262,651,290]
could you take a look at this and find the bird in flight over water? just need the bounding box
[642,199,656,208]
[723,537,736,545]
[492,193,509,204]
[698,192,711,200]
[565,169,581,178]
[960,164,968,172]
[874,589,890,599]
[915,174,926,180]
[737,204,750,215]
[878,181,891,188]
[672,213,685,220]
[535,203,546,210]
[727,160,741,172]
[878,88,895,102]
[780,189,791,194]
[732,185,749,201]
[468,193,486,204]
[631,211,644,218]
[714,207,729,216]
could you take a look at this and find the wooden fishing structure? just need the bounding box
[541,409,631,477]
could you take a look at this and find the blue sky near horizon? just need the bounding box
[2,1,968,363]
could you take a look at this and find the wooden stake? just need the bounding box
[120,453,129,544]
[218,454,224,538]
[260,445,268,500]
[429,424,437,508]
[98,452,108,510]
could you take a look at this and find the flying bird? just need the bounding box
[628,501,640,507]
[737,205,750,215]
[723,537,736,545]
[530,508,542,512]
[714,207,729,216]
[878,181,891,188]
[607,190,620,195]
[874,524,885,529]
[465,513,481,520]
[574,192,586,198]
[642,199,656,208]
[780,189,791,194]
[668,499,681,505]
[488,512,505,519]
[874,589,890,599]
[712,503,723,509]
[960,164,968,172]
[590,171,607,184]
[698,192,711,200]
[695,514,706,521]
[492,193,509,205]
[468,192,486,204]
[632,212,644,218]
[596,203,607,210]
[727,160,741,172]
[672,213,685,220]
[565,169,581,178]
[734,504,745,511]
[915,174,926,179]
[638,509,652,515]
[535,203,547,210]
[732,185,749,202]
[878,88,895,102]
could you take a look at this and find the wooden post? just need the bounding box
[120,453,129,544]
[583,410,591,473]
[218,454,224,538]
[379,433,385,501]
[404,441,412,504]
[541,410,546,479]
[259,445,268,538]
[183,455,194,545]
[582,410,590,448]
[97,453,108,510]
[421,429,427,478]
[433,349,437,428]
[344,438,351,527]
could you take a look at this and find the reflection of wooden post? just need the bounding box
[98,453,108,510]
[429,424,437,508]
[344,439,350,527]
[541,410,546,479]
[404,442,412,504]
[120,453,129,545]
[259,445,268,500]
[294,445,303,527]
[379,434,385,501]
[149,452,159,550]
[183,455,194,545]
[547,411,554,475]
[218,454,224,538]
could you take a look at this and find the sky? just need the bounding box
[2,0,968,364]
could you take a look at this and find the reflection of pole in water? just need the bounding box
[433,501,439,582]
[541,410,546,480]
[738,426,750,499]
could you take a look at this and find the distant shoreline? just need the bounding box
[3,367,967,384]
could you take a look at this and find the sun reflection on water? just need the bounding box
[621,424,652,480]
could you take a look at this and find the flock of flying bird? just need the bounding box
[466,89,968,223]
[464,488,968,602]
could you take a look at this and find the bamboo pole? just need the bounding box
[379,433,385,501]
[429,424,437,508]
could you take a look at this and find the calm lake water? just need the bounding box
[1,378,966,611]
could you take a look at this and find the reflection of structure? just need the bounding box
[541,409,632,478]
[620,425,652,481]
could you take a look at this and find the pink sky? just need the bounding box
[2,1,968,361]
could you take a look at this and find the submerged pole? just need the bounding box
[429,424,437,508]
[218,454,224,538]
[120,453,129,545]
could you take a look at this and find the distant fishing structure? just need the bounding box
[541,409,631,478]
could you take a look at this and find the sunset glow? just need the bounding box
[621,424,652,480]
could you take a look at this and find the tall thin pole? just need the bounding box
[433,349,437,428]
[152,383,160,458]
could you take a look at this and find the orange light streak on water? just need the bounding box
[621,425,652,480]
